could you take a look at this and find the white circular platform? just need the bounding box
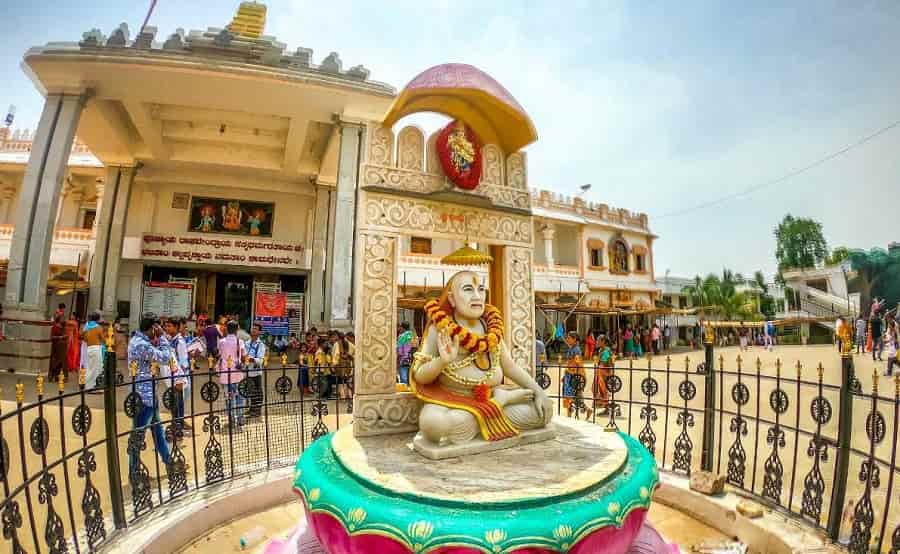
[332,417,628,504]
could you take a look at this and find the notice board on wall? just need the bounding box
[254,291,289,335]
[141,281,194,319]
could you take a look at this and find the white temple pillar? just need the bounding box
[92,181,105,233]
[58,185,84,228]
[2,93,85,371]
[325,122,363,330]
[88,165,135,317]
[55,178,72,227]
[306,185,331,329]
[541,223,555,267]
[0,187,16,225]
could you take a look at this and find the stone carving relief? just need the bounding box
[396,126,425,172]
[106,23,130,47]
[426,132,442,175]
[363,165,444,194]
[354,394,421,437]
[505,246,536,375]
[356,233,398,395]
[367,125,394,166]
[481,185,530,211]
[80,29,105,47]
[506,151,527,190]
[163,29,185,50]
[320,52,342,73]
[362,195,532,246]
[480,144,504,187]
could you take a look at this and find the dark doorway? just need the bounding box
[216,273,253,329]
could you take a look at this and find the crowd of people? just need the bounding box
[841,298,900,376]
[124,312,354,477]
[48,304,114,388]
[534,323,673,363]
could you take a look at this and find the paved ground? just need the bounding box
[176,500,728,553]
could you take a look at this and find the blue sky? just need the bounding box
[2,1,899,279]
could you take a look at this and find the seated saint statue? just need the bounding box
[410,271,553,446]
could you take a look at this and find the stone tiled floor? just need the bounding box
[179,500,728,553]
[647,502,730,549]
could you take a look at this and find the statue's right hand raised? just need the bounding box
[437,328,459,365]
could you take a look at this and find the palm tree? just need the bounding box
[682,271,762,321]
[681,275,708,309]
[752,271,769,294]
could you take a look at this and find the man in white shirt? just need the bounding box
[170,318,193,433]
[245,324,268,418]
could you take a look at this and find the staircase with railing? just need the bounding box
[796,289,859,329]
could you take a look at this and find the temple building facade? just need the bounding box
[0,3,659,370]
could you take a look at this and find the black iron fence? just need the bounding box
[0,353,353,553]
[536,341,898,553]
[0,341,897,553]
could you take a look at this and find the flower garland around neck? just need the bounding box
[424,299,503,353]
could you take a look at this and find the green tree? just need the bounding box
[827,246,850,266]
[682,272,760,321]
[751,270,777,318]
[847,248,900,313]
[774,215,828,274]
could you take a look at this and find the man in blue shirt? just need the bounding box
[245,324,267,418]
[127,317,174,478]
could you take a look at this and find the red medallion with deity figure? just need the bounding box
[436,120,483,190]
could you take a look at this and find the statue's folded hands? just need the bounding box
[492,387,533,406]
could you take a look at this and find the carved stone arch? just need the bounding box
[506,151,527,190]
[396,126,425,171]
[368,125,395,166]
[426,132,443,175]
[480,144,504,187]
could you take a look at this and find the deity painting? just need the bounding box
[448,124,475,174]
[437,120,483,190]
[245,207,267,236]
[611,240,628,273]
[221,201,242,231]
[188,196,275,236]
[195,205,217,233]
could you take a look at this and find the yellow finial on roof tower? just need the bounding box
[227,1,267,39]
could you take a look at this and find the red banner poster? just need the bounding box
[255,292,287,318]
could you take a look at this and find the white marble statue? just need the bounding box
[410,271,552,450]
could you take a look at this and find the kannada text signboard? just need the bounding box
[141,234,306,270]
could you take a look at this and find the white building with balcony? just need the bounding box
[777,264,860,327]
[394,189,659,338]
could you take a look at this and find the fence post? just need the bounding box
[701,322,716,472]
[827,338,854,541]
[103,344,127,529]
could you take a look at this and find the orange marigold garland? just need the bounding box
[473,383,492,402]
[424,299,503,354]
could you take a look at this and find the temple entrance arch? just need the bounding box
[353,64,539,437]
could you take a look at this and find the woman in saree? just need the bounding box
[65,313,81,375]
[623,324,635,358]
[592,337,613,416]
[562,332,587,417]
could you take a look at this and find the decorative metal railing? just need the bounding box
[535,341,898,553]
[0,353,353,553]
[0,339,896,553]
